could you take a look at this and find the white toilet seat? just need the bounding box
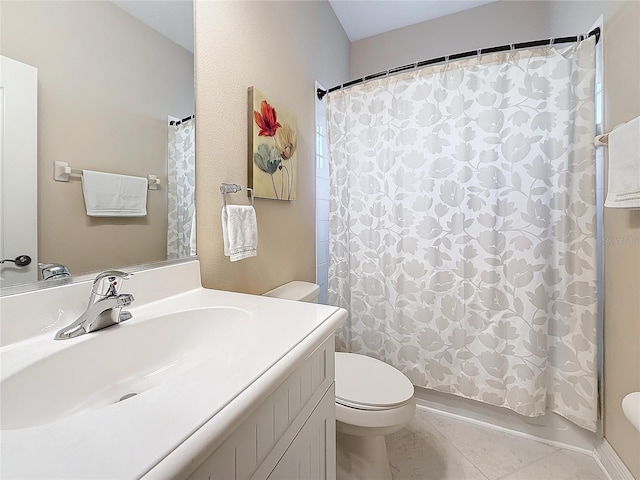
[336,397,416,435]
[334,352,416,437]
[335,352,414,410]
[336,396,413,410]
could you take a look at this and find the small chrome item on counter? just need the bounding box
[40,263,71,280]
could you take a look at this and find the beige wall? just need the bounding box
[194,0,349,294]
[350,1,640,476]
[1,1,194,275]
[350,0,551,79]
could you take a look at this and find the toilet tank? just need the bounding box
[263,281,320,303]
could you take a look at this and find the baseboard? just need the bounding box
[595,438,634,480]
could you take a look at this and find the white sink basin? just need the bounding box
[0,261,346,479]
[1,307,251,430]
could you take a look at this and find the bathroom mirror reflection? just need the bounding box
[0,0,195,290]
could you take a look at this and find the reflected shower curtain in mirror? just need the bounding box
[167,118,196,259]
[326,38,597,430]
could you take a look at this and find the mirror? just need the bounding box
[0,0,195,290]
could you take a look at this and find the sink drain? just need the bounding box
[119,393,138,402]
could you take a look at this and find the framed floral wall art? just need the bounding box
[248,87,297,200]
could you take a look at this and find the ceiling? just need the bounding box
[110,0,497,52]
[111,0,194,53]
[328,0,497,42]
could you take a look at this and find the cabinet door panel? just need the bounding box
[188,338,335,480]
[267,385,335,480]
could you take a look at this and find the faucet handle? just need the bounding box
[90,270,132,301]
[92,270,131,284]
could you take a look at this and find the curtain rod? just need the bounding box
[169,114,194,126]
[317,27,601,101]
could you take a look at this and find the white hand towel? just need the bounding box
[221,205,258,261]
[82,170,148,217]
[604,116,640,208]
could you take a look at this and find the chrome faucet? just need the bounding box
[40,263,71,281]
[54,270,135,340]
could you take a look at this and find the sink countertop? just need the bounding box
[0,261,346,479]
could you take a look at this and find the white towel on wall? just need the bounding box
[82,170,148,217]
[604,116,640,209]
[221,205,258,262]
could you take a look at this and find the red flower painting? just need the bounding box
[250,88,297,201]
[253,100,281,137]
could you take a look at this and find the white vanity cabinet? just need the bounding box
[188,337,336,480]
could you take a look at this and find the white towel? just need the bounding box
[221,205,258,261]
[604,116,640,208]
[82,170,148,217]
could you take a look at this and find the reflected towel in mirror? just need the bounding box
[604,116,640,208]
[81,170,148,217]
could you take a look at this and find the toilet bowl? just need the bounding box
[263,282,416,480]
[334,352,415,480]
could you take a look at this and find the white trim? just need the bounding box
[416,399,632,480]
[589,14,606,448]
[595,438,634,480]
[315,81,330,304]
[415,387,636,480]
[414,387,597,452]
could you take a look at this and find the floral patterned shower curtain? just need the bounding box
[326,38,598,430]
[167,118,196,259]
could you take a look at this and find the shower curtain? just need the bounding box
[326,38,598,431]
[167,117,196,259]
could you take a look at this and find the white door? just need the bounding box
[0,56,38,287]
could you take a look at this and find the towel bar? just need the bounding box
[53,161,160,190]
[594,133,608,146]
[220,183,254,207]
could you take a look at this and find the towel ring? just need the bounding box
[220,183,254,208]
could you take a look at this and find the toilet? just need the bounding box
[264,281,416,480]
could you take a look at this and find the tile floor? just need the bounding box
[386,406,606,480]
